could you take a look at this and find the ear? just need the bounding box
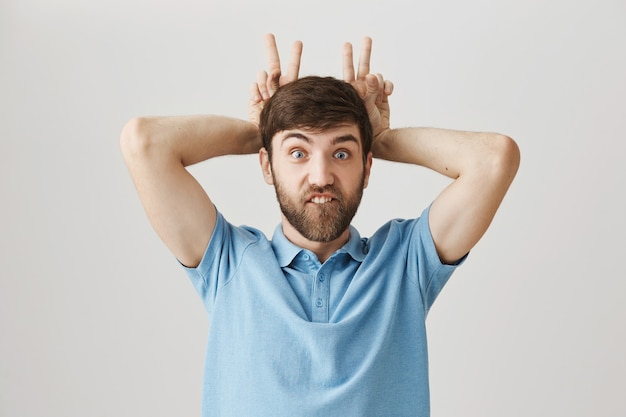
[362,151,373,189]
[259,147,274,185]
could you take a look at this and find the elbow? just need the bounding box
[119,117,155,161]
[491,133,521,180]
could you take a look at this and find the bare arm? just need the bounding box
[120,115,260,267]
[375,127,520,264]
[344,38,520,264]
[121,34,302,268]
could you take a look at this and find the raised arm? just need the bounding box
[376,126,520,264]
[121,33,302,268]
[120,115,260,267]
[343,38,520,264]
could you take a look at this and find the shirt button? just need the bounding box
[315,298,323,308]
[319,274,325,282]
[303,254,310,260]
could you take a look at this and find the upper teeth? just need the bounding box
[311,196,332,204]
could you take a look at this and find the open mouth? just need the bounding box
[309,196,334,204]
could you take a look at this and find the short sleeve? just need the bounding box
[181,209,264,314]
[411,205,468,314]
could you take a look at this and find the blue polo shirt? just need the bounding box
[183,206,463,417]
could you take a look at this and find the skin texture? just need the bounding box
[259,125,372,262]
[121,33,520,267]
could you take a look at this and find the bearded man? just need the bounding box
[121,34,520,417]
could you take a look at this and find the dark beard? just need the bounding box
[273,179,364,243]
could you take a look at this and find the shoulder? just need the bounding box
[213,210,269,245]
[365,207,430,249]
[364,206,462,269]
[193,210,272,274]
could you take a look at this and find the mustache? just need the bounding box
[309,185,337,194]
[302,185,341,199]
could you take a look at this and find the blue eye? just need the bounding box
[291,150,305,159]
[334,151,349,160]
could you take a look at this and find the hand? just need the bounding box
[249,33,303,126]
[342,37,394,141]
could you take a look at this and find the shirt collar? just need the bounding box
[271,224,366,267]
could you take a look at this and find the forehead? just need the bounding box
[274,124,363,149]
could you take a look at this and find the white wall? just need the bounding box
[1,0,624,415]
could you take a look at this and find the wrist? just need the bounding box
[371,129,394,160]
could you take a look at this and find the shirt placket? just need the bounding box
[311,261,331,323]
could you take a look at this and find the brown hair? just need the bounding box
[260,76,372,163]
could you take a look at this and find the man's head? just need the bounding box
[258,76,373,245]
[260,76,373,164]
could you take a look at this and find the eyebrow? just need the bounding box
[281,132,360,147]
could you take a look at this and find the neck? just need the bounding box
[280,217,350,263]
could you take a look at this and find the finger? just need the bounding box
[374,73,385,105]
[383,79,394,100]
[267,71,281,96]
[249,82,262,103]
[356,36,372,80]
[257,70,270,100]
[264,33,282,93]
[283,40,303,83]
[364,73,380,109]
[372,74,386,106]
[342,42,355,82]
[265,33,281,75]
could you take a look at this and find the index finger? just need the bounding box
[265,33,281,78]
[356,36,372,80]
[342,42,355,82]
[283,40,303,83]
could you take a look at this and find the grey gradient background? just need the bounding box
[1,0,625,416]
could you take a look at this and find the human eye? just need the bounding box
[334,150,349,160]
[291,150,306,159]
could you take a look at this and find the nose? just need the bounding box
[307,154,334,187]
